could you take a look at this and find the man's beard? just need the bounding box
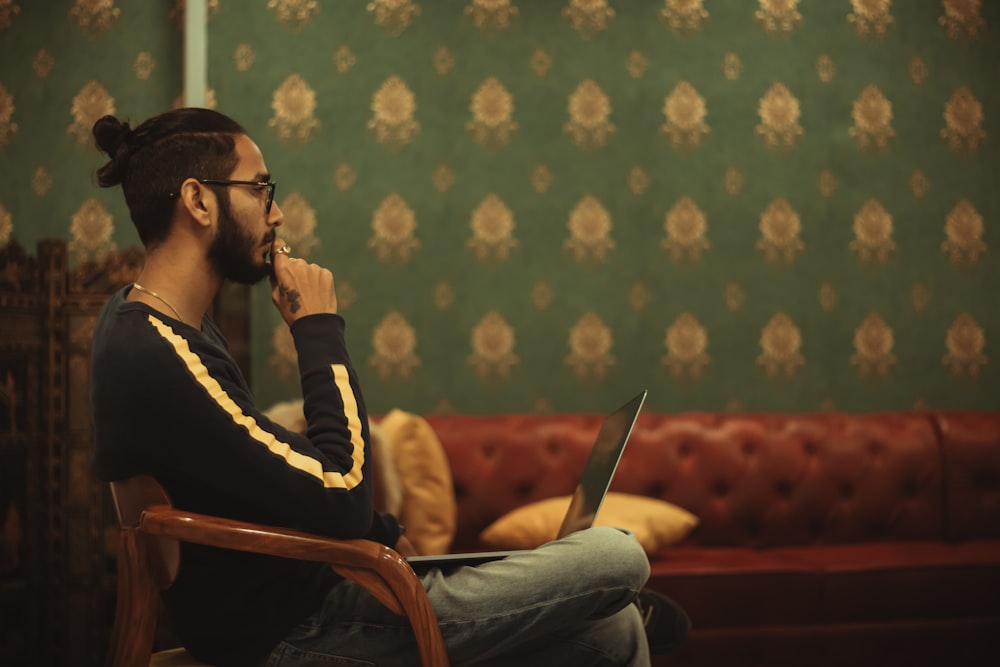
[207,197,273,285]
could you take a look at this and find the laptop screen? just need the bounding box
[556,390,647,539]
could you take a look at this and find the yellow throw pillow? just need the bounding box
[378,409,457,555]
[480,492,698,556]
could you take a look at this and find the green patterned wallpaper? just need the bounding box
[1,1,998,415]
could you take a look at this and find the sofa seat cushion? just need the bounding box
[648,541,1000,630]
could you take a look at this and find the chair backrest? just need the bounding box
[106,476,181,667]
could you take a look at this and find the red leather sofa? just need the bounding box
[424,411,1000,667]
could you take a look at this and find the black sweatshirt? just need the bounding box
[90,287,400,665]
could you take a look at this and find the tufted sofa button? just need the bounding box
[713,479,729,497]
[775,480,793,499]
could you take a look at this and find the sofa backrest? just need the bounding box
[428,412,950,550]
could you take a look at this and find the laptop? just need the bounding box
[407,390,647,571]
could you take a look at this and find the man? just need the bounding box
[90,108,688,666]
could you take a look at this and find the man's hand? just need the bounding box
[269,238,338,327]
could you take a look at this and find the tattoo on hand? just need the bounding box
[279,285,302,314]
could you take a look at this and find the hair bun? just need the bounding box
[93,116,133,187]
[92,115,133,157]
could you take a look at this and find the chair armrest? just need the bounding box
[139,505,416,614]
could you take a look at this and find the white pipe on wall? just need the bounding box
[184,0,207,107]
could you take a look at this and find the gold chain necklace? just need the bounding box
[132,282,184,322]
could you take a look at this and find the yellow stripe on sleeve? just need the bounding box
[149,315,365,490]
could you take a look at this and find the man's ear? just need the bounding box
[177,178,216,229]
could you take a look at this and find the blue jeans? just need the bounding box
[264,526,652,667]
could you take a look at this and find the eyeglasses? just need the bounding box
[195,179,277,214]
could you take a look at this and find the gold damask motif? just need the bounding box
[467,311,519,378]
[849,85,894,151]
[333,45,355,73]
[336,282,357,311]
[531,165,553,193]
[0,201,11,245]
[32,167,52,196]
[468,194,519,263]
[370,311,421,381]
[659,0,709,36]
[267,0,318,31]
[851,313,895,378]
[757,197,803,264]
[433,47,455,75]
[911,169,929,198]
[661,81,709,150]
[434,282,454,310]
[565,196,615,263]
[367,0,420,36]
[756,83,803,150]
[68,81,114,145]
[565,80,615,151]
[816,55,836,83]
[233,44,255,72]
[757,312,804,379]
[723,53,742,81]
[942,199,986,265]
[628,166,649,195]
[662,196,709,263]
[468,77,518,150]
[818,168,837,197]
[848,0,894,40]
[629,281,650,312]
[939,0,985,41]
[909,56,928,85]
[724,167,744,196]
[565,312,615,380]
[369,194,420,263]
[530,49,552,77]
[724,283,744,312]
[562,0,614,40]
[133,52,155,80]
[531,280,553,310]
[278,193,319,257]
[70,0,120,38]
[941,87,986,153]
[69,197,116,263]
[627,51,648,79]
[334,163,356,191]
[756,0,802,39]
[269,74,319,143]
[911,283,930,313]
[269,325,297,380]
[662,313,710,379]
[433,164,455,193]
[465,0,518,34]
[850,198,895,264]
[943,314,987,377]
[818,283,837,312]
[34,49,55,77]
[0,0,19,31]
[0,84,16,147]
[368,76,420,150]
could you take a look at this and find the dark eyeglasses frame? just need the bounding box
[189,179,277,214]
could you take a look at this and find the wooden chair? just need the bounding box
[107,475,449,667]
